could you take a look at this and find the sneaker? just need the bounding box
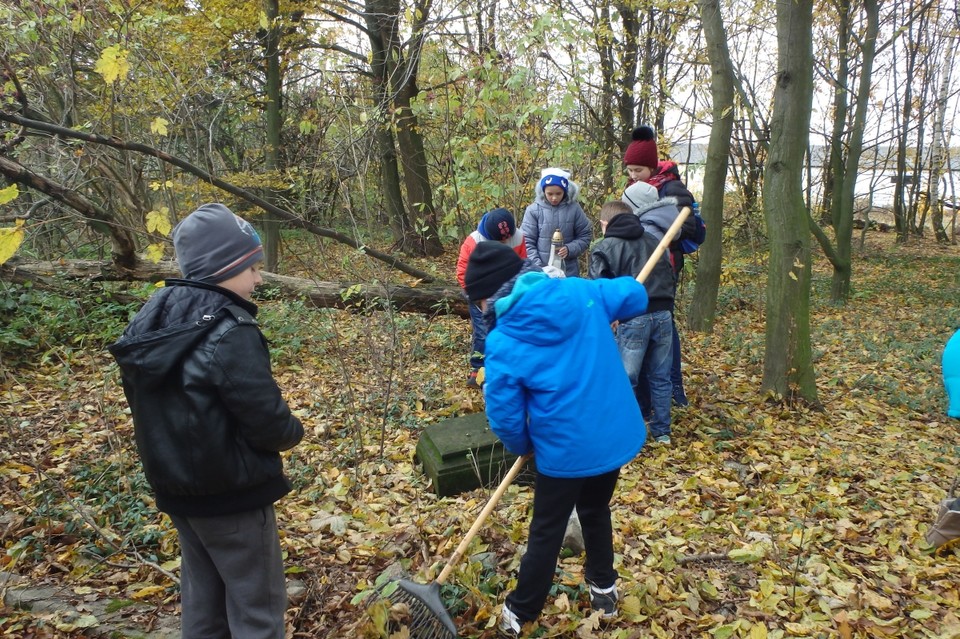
[672,385,689,407]
[498,604,522,637]
[926,500,960,549]
[588,583,619,619]
[466,370,480,388]
[655,435,671,445]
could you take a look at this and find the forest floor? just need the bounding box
[2,230,960,638]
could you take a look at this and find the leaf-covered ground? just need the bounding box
[2,233,960,638]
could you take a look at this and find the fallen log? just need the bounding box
[0,259,469,318]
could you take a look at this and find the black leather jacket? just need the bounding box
[109,280,303,517]
[589,213,676,314]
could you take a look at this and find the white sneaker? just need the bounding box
[655,435,671,445]
[498,603,522,637]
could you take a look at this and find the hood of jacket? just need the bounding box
[533,176,581,204]
[112,280,257,385]
[604,211,645,240]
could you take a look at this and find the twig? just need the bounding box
[676,552,728,564]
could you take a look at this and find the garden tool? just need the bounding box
[383,454,528,638]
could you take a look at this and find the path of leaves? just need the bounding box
[1,234,959,638]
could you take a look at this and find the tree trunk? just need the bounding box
[687,0,734,334]
[761,0,818,402]
[928,24,955,244]
[0,259,467,318]
[261,0,282,271]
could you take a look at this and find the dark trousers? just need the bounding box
[169,505,287,639]
[505,469,621,623]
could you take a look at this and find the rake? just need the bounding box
[383,207,691,637]
[384,454,528,639]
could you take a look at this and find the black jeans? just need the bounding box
[505,469,621,622]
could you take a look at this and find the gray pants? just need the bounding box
[169,505,286,639]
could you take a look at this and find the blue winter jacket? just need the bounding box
[483,272,648,478]
[943,328,960,418]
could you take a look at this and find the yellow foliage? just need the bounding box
[0,219,25,265]
[94,45,130,84]
[146,208,173,236]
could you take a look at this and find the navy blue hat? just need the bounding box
[479,208,516,241]
[540,174,569,195]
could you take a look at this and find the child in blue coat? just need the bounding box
[464,241,648,636]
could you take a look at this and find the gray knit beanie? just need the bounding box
[172,203,263,283]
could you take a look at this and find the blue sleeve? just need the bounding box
[483,355,532,456]
[596,277,648,322]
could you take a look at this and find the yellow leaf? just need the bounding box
[131,585,165,599]
[145,243,166,263]
[94,45,130,84]
[728,545,766,563]
[146,208,172,235]
[0,183,18,205]
[0,219,26,265]
[150,117,169,136]
[750,623,768,639]
[788,271,799,281]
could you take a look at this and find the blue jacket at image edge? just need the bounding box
[483,274,648,478]
[943,328,960,418]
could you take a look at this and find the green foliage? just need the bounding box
[0,282,146,365]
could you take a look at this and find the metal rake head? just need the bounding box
[384,578,457,639]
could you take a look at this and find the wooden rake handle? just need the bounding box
[635,206,692,284]
[436,454,529,584]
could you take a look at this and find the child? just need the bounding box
[590,200,676,444]
[463,241,648,636]
[521,168,593,278]
[456,208,527,387]
[109,203,304,639]
[623,126,697,407]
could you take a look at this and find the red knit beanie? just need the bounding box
[623,126,659,168]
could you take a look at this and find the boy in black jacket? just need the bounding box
[590,200,676,444]
[110,203,304,639]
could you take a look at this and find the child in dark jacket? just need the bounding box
[464,241,648,636]
[590,200,676,444]
[623,126,697,407]
[109,203,304,639]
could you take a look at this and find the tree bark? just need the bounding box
[688,0,734,334]
[0,259,467,318]
[261,0,283,271]
[761,0,818,402]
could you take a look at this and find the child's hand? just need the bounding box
[557,246,569,258]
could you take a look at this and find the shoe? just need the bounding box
[588,582,618,619]
[926,500,960,549]
[498,604,522,637]
[466,370,480,388]
[655,435,671,445]
[672,385,689,407]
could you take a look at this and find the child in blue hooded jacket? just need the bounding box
[463,241,648,636]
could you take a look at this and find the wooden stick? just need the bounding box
[436,455,528,584]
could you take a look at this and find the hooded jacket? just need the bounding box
[521,178,593,278]
[626,196,695,277]
[589,213,675,314]
[109,280,303,517]
[482,272,648,478]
